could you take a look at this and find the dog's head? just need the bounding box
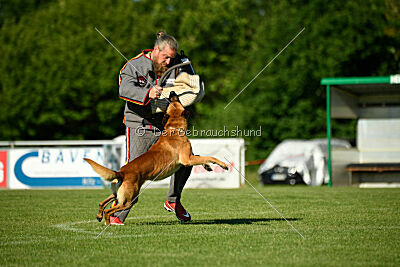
[163,91,190,128]
[169,91,179,102]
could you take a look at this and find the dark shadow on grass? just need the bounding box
[189,217,301,225]
[133,217,301,226]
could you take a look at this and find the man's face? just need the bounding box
[152,45,176,76]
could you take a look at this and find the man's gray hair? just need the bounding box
[154,31,179,52]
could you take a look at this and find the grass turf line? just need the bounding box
[0,186,399,266]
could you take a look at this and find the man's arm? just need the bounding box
[119,62,151,105]
[119,63,163,104]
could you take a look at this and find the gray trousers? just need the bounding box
[113,126,192,222]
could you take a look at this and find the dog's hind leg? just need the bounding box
[104,202,134,225]
[103,182,140,225]
[97,194,116,222]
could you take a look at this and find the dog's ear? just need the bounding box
[182,110,190,119]
[162,113,170,125]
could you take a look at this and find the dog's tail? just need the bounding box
[84,158,120,182]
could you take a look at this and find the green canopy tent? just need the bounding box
[321,75,400,187]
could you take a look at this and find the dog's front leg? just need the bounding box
[181,155,229,170]
[202,163,213,171]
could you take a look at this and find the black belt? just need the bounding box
[142,119,163,132]
[142,118,153,126]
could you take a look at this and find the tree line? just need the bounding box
[0,0,399,160]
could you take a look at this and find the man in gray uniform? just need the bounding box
[110,31,193,225]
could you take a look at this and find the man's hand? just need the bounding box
[149,85,163,99]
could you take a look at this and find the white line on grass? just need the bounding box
[54,215,174,236]
[224,155,306,239]
[3,209,301,246]
[224,27,305,110]
[51,211,271,237]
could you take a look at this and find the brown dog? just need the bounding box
[85,92,228,225]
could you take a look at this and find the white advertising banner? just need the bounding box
[6,138,245,189]
[144,138,245,189]
[9,147,105,189]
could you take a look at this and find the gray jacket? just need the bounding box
[119,49,177,131]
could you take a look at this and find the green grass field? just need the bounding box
[0,184,399,266]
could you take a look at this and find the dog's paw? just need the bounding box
[202,164,213,172]
[221,164,229,171]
